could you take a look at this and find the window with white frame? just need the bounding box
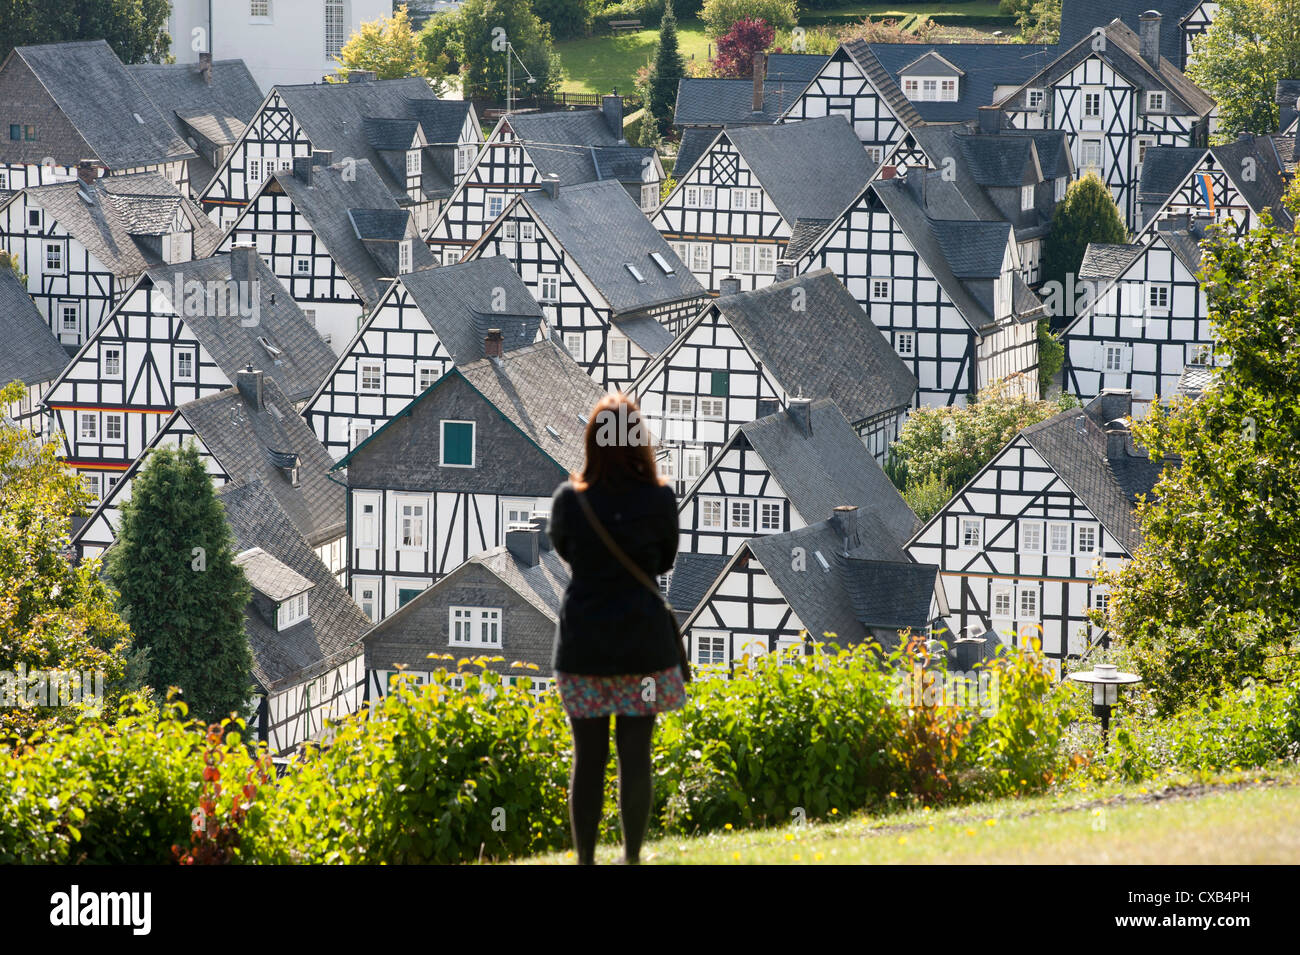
[417,363,440,392]
[866,145,883,163]
[1147,283,1170,311]
[1020,520,1043,553]
[1021,184,1035,210]
[608,334,629,365]
[399,240,412,273]
[683,449,705,482]
[1082,138,1102,169]
[669,241,688,264]
[103,345,122,377]
[248,158,262,183]
[79,413,97,441]
[698,186,715,208]
[960,518,982,549]
[733,243,753,273]
[1027,88,1045,109]
[399,500,425,549]
[668,396,693,418]
[406,150,421,176]
[1083,89,1102,117]
[1146,90,1166,112]
[356,498,377,547]
[294,256,311,275]
[756,245,776,274]
[352,422,373,450]
[487,195,504,218]
[1055,176,1067,202]
[700,499,723,529]
[45,242,63,273]
[539,275,559,301]
[694,631,727,665]
[450,607,501,646]
[1075,523,1098,555]
[1018,587,1039,620]
[27,208,40,229]
[729,500,752,531]
[1103,343,1126,372]
[1187,342,1213,366]
[176,350,194,380]
[641,183,658,211]
[59,303,79,334]
[1092,590,1110,614]
[564,333,583,360]
[250,0,271,18]
[759,502,781,531]
[359,361,382,392]
[356,582,377,620]
[870,278,891,301]
[1047,522,1071,554]
[895,332,914,357]
[83,474,100,499]
[690,243,710,273]
[277,592,309,630]
[1136,136,1154,167]
[103,413,122,442]
[992,586,1013,619]
[503,221,517,240]
[699,398,724,418]
[520,221,534,242]
[456,144,475,174]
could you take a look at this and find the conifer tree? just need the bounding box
[649,1,687,138]
[1040,172,1128,323]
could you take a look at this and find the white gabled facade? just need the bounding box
[779,44,909,162]
[677,435,795,556]
[200,88,308,229]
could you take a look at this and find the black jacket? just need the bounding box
[549,478,681,676]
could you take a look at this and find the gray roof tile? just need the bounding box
[869,41,1056,124]
[0,268,68,386]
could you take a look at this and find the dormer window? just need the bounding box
[278,592,308,630]
[1146,91,1166,113]
[406,149,421,176]
[1021,184,1035,211]
[902,76,958,102]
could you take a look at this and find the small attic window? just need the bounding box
[650,252,674,274]
[133,112,145,125]
[277,592,308,630]
[258,336,282,358]
[814,550,830,571]
[625,263,646,283]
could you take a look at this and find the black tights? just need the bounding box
[568,714,655,865]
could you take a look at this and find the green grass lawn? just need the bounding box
[517,767,1300,864]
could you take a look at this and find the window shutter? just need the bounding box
[443,422,473,465]
[1122,344,1133,373]
[710,370,729,397]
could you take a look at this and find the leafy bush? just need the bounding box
[701,0,797,39]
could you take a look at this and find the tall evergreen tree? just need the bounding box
[1040,172,1128,324]
[649,1,687,138]
[106,444,253,723]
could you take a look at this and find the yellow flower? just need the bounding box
[897,836,907,845]
[792,853,802,861]
[724,823,732,830]
[965,828,975,836]
[985,819,996,827]
[927,825,934,832]
[889,791,897,798]
[732,851,740,860]
[784,832,795,841]
[830,808,838,815]
[813,852,824,861]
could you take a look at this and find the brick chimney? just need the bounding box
[311,149,333,167]
[485,327,504,358]
[602,93,624,140]
[977,106,1002,134]
[829,504,859,556]
[774,262,793,282]
[786,396,813,436]
[198,51,213,85]
[752,52,766,114]
[506,526,541,566]
[878,164,898,180]
[1139,11,1161,69]
[719,275,741,296]
[237,365,264,411]
[77,160,98,185]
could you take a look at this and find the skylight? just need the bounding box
[545,425,560,439]
[815,551,830,571]
[650,252,674,274]
[625,263,646,283]
[133,112,144,125]
[258,336,282,358]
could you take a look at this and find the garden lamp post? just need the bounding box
[1067,663,1141,751]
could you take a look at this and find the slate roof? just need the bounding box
[517,179,705,315]
[841,558,938,631]
[179,376,344,547]
[671,269,917,424]
[611,311,675,356]
[270,78,443,205]
[1019,391,1168,555]
[146,252,336,403]
[0,268,68,387]
[666,552,731,621]
[219,481,368,694]
[3,41,196,169]
[1079,242,1143,283]
[12,172,222,278]
[269,159,435,307]
[724,117,876,224]
[673,77,810,127]
[733,398,919,546]
[456,340,606,474]
[407,97,474,145]
[1059,0,1203,67]
[783,217,834,262]
[235,547,314,602]
[839,41,922,129]
[391,256,544,365]
[1137,146,1204,206]
[1176,363,1214,399]
[868,41,1056,124]
[673,127,720,178]
[1208,136,1293,228]
[936,220,1015,278]
[505,109,655,186]
[126,59,264,192]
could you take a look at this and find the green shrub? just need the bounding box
[700,0,797,39]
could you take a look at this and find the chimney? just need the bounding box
[878,164,897,180]
[756,398,780,418]
[230,242,258,283]
[1158,211,1189,233]
[485,327,504,358]
[347,69,376,83]
[1237,130,1255,143]
[506,527,541,567]
[786,396,813,435]
[829,504,860,556]
[237,365,264,411]
[1139,11,1162,69]
[530,513,552,550]
[774,262,793,282]
[602,93,624,140]
[977,106,1002,134]
[752,52,766,113]
[718,275,741,296]
[198,51,213,85]
[541,174,559,201]
[77,160,98,185]
[293,155,312,185]
[311,149,333,167]
[1105,423,1130,460]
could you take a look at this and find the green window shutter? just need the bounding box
[9,125,19,141]
[398,587,421,607]
[442,421,474,465]
[710,371,729,397]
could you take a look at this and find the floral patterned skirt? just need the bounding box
[555,665,687,719]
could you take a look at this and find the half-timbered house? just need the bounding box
[363,520,564,700]
[219,155,436,352]
[334,338,602,620]
[1061,214,1211,413]
[220,480,368,755]
[631,269,917,487]
[778,39,1054,162]
[0,171,222,346]
[905,390,1170,676]
[0,41,196,196]
[71,370,346,581]
[1180,2,1220,68]
[995,15,1214,229]
[425,98,660,266]
[127,55,264,198]
[681,504,945,673]
[673,52,827,174]
[0,266,68,436]
[200,76,480,232]
[1059,0,1207,71]
[304,256,545,461]
[464,177,706,389]
[652,116,874,293]
[1136,133,1292,235]
[792,168,1045,407]
[42,248,335,502]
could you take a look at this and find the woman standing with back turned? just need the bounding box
[548,392,687,865]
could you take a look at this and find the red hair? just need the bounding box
[571,392,664,491]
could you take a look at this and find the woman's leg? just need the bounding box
[613,714,656,864]
[568,715,610,865]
